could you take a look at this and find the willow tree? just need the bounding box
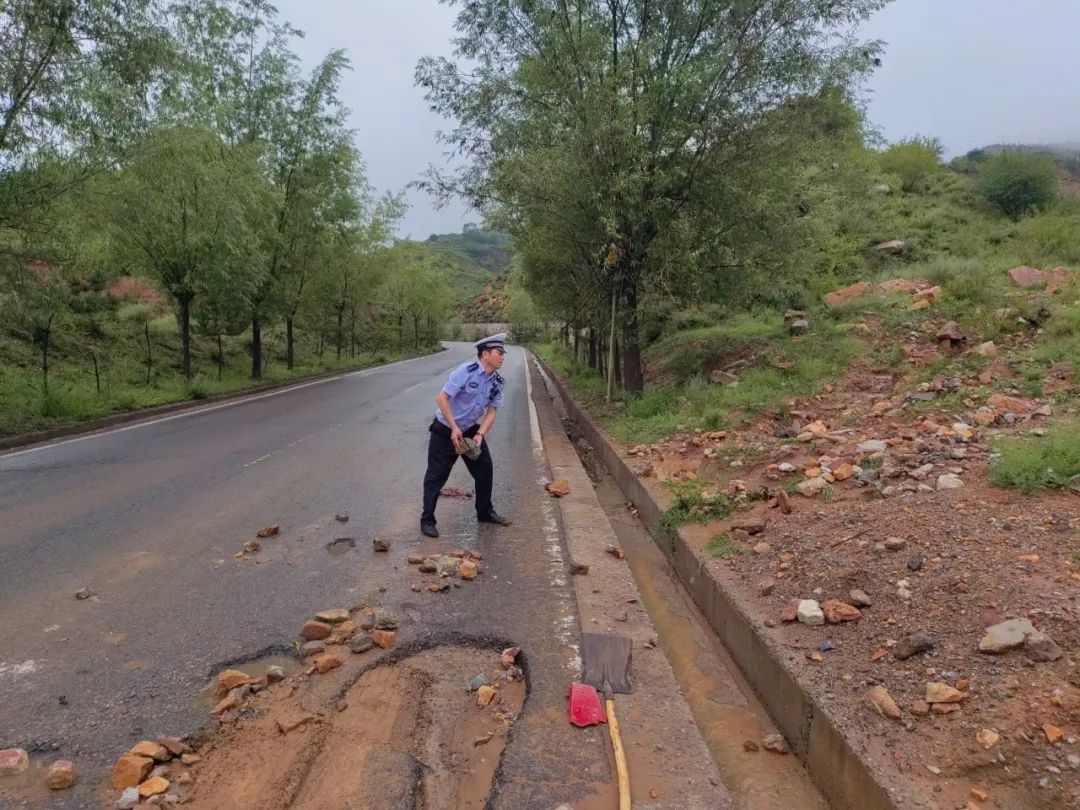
[418,0,889,393]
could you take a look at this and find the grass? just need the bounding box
[705,532,742,559]
[989,420,1080,494]
[656,480,734,546]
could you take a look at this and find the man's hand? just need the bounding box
[473,432,484,446]
[450,425,464,451]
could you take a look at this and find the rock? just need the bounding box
[972,340,997,357]
[1009,265,1045,287]
[138,776,170,797]
[156,738,190,758]
[130,741,170,762]
[873,239,905,253]
[436,556,461,577]
[825,281,872,307]
[731,517,767,535]
[407,554,425,565]
[372,608,399,630]
[1045,266,1072,293]
[925,682,965,704]
[301,640,326,656]
[312,653,342,674]
[858,440,888,454]
[936,321,966,346]
[470,674,488,692]
[1024,631,1063,662]
[1044,723,1064,743]
[74,586,95,600]
[777,462,797,473]
[790,318,809,335]
[797,600,824,626]
[979,618,1034,654]
[180,754,201,766]
[117,787,141,809]
[372,538,390,552]
[419,560,437,574]
[762,734,789,754]
[256,524,280,538]
[301,620,332,641]
[893,632,935,660]
[910,700,930,717]
[936,473,964,490]
[569,562,590,576]
[335,513,349,522]
[501,647,520,669]
[210,694,239,716]
[710,370,739,385]
[372,629,396,649]
[477,685,497,707]
[976,729,1001,749]
[111,754,154,789]
[217,669,251,693]
[988,392,1038,416]
[795,478,827,498]
[849,589,872,607]
[821,599,861,623]
[315,609,350,624]
[460,560,478,580]
[908,463,934,481]
[832,463,855,481]
[752,541,771,555]
[867,686,902,720]
[545,480,570,497]
[776,490,792,514]
[907,555,924,571]
[0,748,29,777]
[743,740,760,752]
[883,537,907,551]
[349,632,374,654]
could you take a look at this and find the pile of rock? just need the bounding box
[110,736,200,807]
[408,549,484,592]
[209,665,286,716]
[300,606,398,661]
[0,749,77,792]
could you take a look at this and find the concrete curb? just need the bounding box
[0,348,446,454]
[534,355,898,810]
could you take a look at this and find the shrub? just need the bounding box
[989,421,1080,494]
[977,152,1059,219]
[879,137,942,192]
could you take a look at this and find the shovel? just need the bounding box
[580,632,633,810]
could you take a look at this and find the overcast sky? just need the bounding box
[275,1,1080,239]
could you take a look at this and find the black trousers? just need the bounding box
[421,419,494,524]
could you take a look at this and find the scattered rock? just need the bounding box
[867,686,902,720]
[138,776,170,797]
[907,555,924,571]
[883,537,907,551]
[242,539,261,553]
[776,490,792,514]
[925,682,965,704]
[312,653,342,674]
[825,281,872,307]
[1008,265,1045,287]
[477,685,497,707]
[795,478,828,498]
[605,545,626,560]
[849,589,872,607]
[372,629,396,649]
[762,734,789,754]
[216,670,251,693]
[372,608,399,630]
[256,525,279,538]
[790,318,810,335]
[501,647,520,669]
[752,541,771,555]
[936,473,964,491]
[976,729,1001,749]
[1024,631,1062,662]
[74,586,95,600]
[209,694,239,716]
[988,392,1039,416]
[910,700,930,717]
[372,538,390,552]
[778,462,798,473]
[569,562,590,576]
[873,239,905,253]
[436,556,461,577]
[743,740,760,752]
[349,632,374,654]
[797,600,825,626]
[893,632,935,660]
[821,599,861,623]
[111,754,154,789]
[418,560,437,574]
[732,517,767,535]
[334,513,349,522]
[545,480,570,497]
[407,553,425,565]
[858,440,888,454]
[266,665,286,683]
[301,640,326,656]
[301,618,334,641]
[936,321,966,346]
[116,787,141,809]
[1044,723,1064,743]
[129,741,170,762]
[972,340,998,357]
[316,609,350,624]
[780,601,799,622]
[0,748,29,776]
[979,618,1035,654]
[460,560,478,580]
[180,754,201,766]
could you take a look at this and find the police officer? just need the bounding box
[420,333,510,537]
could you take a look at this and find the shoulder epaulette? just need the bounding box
[466,362,479,372]
[495,372,505,384]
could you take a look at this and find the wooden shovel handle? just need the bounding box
[606,698,631,810]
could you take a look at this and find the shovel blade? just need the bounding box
[568,682,607,727]
[580,632,633,694]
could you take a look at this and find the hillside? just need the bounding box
[423,226,511,313]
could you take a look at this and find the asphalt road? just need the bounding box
[0,343,614,808]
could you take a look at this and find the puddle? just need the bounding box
[326,537,356,555]
[592,474,828,810]
[194,655,301,709]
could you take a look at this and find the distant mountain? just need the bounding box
[976,142,1080,157]
[422,226,512,319]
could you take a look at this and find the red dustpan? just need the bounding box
[568,682,607,727]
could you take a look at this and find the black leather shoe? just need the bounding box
[478,511,511,526]
[420,522,440,538]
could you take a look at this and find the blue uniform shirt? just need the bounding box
[435,361,505,428]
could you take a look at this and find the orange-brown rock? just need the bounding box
[821,600,861,623]
[129,741,170,762]
[825,281,872,307]
[111,754,153,789]
[138,776,170,797]
[312,653,342,674]
[372,629,396,649]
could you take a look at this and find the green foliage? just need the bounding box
[656,481,734,545]
[989,421,1080,494]
[879,137,942,192]
[705,533,741,560]
[977,152,1059,219]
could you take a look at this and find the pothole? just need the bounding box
[183,646,525,809]
[325,537,356,556]
[193,654,302,710]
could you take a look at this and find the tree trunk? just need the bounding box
[614,335,623,387]
[179,295,193,380]
[286,316,295,370]
[217,334,224,381]
[336,305,345,360]
[250,313,262,380]
[144,321,153,385]
[41,330,50,394]
[621,279,644,394]
[92,349,101,393]
[606,288,617,402]
[350,307,357,358]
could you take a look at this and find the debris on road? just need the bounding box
[569,562,589,576]
[0,748,29,776]
[605,544,626,560]
[334,513,349,522]
[256,525,280,538]
[762,734,789,754]
[440,486,473,499]
[372,538,390,552]
[545,479,570,497]
[74,586,95,600]
[500,647,520,669]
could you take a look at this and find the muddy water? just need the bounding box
[593,476,829,810]
[193,654,302,709]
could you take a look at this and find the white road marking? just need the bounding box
[0,660,39,680]
[0,352,455,462]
